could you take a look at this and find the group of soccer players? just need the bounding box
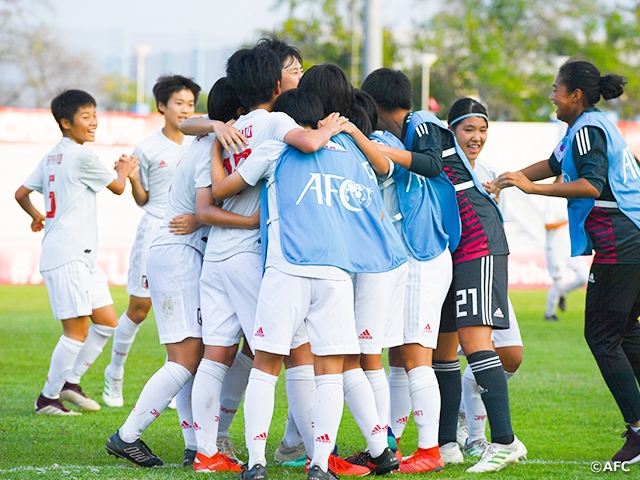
[16,33,640,477]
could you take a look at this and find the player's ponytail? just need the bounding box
[600,74,627,101]
[558,60,627,105]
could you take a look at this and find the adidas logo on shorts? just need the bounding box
[358,330,373,340]
[254,327,265,337]
[493,308,504,318]
[588,273,595,283]
[423,324,432,333]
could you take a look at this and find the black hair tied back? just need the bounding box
[600,74,627,101]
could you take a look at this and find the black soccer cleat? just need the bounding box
[369,447,400,475]
[183,448,197,466]
[239,462,267,480]
[106,430,163,467]
[308,464,339,480]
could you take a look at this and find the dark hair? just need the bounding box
[207,77,243,123]
[51,89,96,132]
[226,46,282,110]
[354,89,378,135]
[273,89,324,128]
[558,60,627,105]
[152,75,201,114]
[298,64,354,117]
[256,35,302,67]
[447,98,489,129]
[360,68,412,112]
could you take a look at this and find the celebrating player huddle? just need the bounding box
[15,35,640,478]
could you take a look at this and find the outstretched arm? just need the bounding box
[342,123,390,176]
[179,118,248,154]
[107,154,139,195]
[195,187,259,229]
[283,112,348,153]
[15,186,45,232]
[492,172,599,198]
[128,164,149,206]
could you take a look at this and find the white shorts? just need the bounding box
[42,261,113,320]
[252,267,359,357]
[147,244,203,344]
[127,213,163,298]
[492,298,523,348]
[200,252,262,348]
[353,264,407,354]
[404,249,452,348]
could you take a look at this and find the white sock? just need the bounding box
[388,366,411,441]
[42,335,83,399]
[407,366,440,449]
[462,364,487,443]
[285,365,316,456]
[119,362,192,443]
[365,368,390,430]
[176,377,196,450]
[344,368,387,457]
[244,369,278,469]
[218,351,253,437]
[66,324,115,384]
[107,313,141,380]
[282,409,303,448]
[192,359,229,457]
[311,374,344,471]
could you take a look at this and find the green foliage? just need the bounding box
[0,285,634,479]
[100,74,138,112]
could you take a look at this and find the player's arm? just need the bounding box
[107,154,139,195]
[342,123,390,175]
[283,112,348,153]
[15,186,45,232]
[195,187,259,229]
[179,118,248,154]
[210,139,251,200]
[128,164,149,206]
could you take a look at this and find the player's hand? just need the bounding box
[213,121,248,155]
[317,112,349,136]
[128,164,140,182]
[492,171,533,194]
[169,214,201,235]
[30,213,45,232]
[115,154,139,177]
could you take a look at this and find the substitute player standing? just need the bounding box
[15,89,137,415]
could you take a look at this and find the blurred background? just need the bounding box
[2,0,639,289]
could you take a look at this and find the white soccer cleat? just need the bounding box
[464,438,490,457]
[59,382,101,411]
[440,441,464,464]
[466,436,527,473]
[457,412,469,448]
[34,394,81,416]
[102,368,124,407]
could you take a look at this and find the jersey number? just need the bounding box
[223,149,252,176]
[456,288,478,318]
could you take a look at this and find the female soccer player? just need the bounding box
[494,60,640,464]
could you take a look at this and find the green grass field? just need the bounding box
[0,285,631,479]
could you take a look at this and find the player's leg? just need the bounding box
[545,244,565,320]
[388,346,411,453]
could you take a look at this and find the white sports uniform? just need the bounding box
[473,158,522,348]
[199,110,308,350]
[238,140,359,357]
[147,133,211,344]
[22,138,115,319]
[543,196,589,317]
[378,160,451,349]
[126,130,193,297]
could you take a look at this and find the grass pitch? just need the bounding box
[0,286,631,479]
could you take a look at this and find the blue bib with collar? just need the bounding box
[270,132,407,273]
[557,110,640,256]
[371,130,455,259]
[404,110,503,226]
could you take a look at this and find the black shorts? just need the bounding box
[440,255,509,333]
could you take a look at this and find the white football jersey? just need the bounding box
[151,133,213,254]
[134,129,193,218]
[22,138,115,271]
[203,108,300,262]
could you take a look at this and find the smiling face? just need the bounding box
[281,56,303,92]
[452,116,488,164]
[160,88,196,132]
[62,105,98,144]
[550,74,582,125]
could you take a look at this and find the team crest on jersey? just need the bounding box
[296,174,373,212]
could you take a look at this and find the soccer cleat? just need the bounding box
[183,448,197,467]
[466,436,527,473]
[59,382,101,411]
[193,451,242,472]
[218,435,244,464]
[457,412,469,448]
[103,368,124,407]
[308,464,339,480]
[544,314,559,322]
[394,438,403,463]
[440,442,464,464]
[240,462,267,480]
[464,438,490,457]
[347,447,398,475]
[328,453,371,476]
[399,446,445,473]
[612,426,640,464]
[274,439,306,465]
[34,393,81,416]
[105,430,163,467]
[558,295,566,312]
